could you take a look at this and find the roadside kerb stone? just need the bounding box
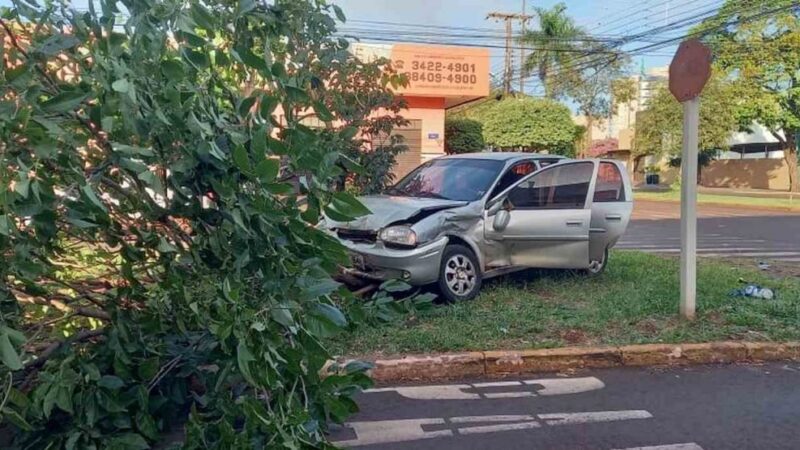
[484,346,622,376]
[369,352,485,382]
[350,341,800,383]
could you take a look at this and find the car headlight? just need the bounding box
[379,225,417,248]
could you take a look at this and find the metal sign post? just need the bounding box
[668,39,712,320]
[679,97,700,319]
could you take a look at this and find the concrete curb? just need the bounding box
[354,341,800,383]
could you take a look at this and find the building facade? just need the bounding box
[350,43,491,177]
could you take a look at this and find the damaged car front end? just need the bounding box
[321,154,561,301]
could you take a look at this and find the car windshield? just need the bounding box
[387,158,505,201]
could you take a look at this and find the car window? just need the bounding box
[506,162,594,210]
[593,162,625,202]
[388,158,505,202]
[489,161,537,199]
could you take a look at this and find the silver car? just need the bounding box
[324,153,633,302]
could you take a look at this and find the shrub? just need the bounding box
[445,118,485,154]
[481,97,577,156]
[0,1,406,448]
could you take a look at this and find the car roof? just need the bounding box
[438,152,566,162]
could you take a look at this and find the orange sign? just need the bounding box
[390,44,490,98]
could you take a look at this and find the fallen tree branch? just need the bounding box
[24,328,105,370]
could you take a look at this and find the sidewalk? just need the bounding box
[634,184,798,200]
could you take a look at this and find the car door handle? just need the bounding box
[565,220,583,227]
[605,214,622,221]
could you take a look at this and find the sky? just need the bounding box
[1,0,696,95]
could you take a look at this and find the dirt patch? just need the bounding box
[561,329,588,345]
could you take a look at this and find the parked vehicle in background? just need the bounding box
[322,153,633,302]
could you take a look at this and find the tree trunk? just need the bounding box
[583,115,593,159]
[785,132,798,193]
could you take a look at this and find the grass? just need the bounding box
[635,189,800,211]
[333,251,800,357]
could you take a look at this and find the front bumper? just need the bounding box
[339,236,448,285]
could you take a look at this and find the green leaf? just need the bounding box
[112,79,130,93]
[108,433,149,450]
[38,34,80,56]
[232,145,251,172]
[138,170,164,194]
[271,61,286,79]
[255,158,279,182]
[313,302,347,327]
[328,192,371,220]
[0,332,23,371]
[157,238,178,254]
[81,184,108,213]
[40,90,88,113]
[1,408,32,431]
[161,59,184,81]
[233,46,268,71]
[239,96,257,117]
[236,342,256,385]
[314,101,334,121]
[270,304,294,327]
[332,5,347,22]
[236,0,257,17]
[251,124,267,155]
[259,95,278,119]
[190,3,216,30]
[113,143,154,156]
[182,48,208,69]
[98,375,125,390]
[0,216,13,236]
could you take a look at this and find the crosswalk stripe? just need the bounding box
[613,444,704,450]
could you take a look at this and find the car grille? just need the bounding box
[336,228,377,244]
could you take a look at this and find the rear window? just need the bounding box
[594,162,625,202]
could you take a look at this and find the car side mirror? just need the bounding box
[493,209,510,231]
[486,199,504,216]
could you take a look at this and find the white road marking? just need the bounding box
[539,410,653,426]
[483,391,535,399]
[613,444,704,450]
[450,414,535,423]
[334,418,450,447]
[525,377,605,396]
[364,377,604,400]
[458,421,541,434]
[375,385,478,400]
[334,410,654,447]
[472,381,523,388]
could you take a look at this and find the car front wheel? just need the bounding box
[438,244,482,303]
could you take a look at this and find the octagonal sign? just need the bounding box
[669,39,712,102]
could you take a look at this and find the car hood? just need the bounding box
[328,195,468,230]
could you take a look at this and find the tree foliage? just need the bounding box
[519,3,585,99]
[697,0,800,191]
[480,97,577,155]
[0,0,408,448]
[634,76,739,163]
[444,118,485,154]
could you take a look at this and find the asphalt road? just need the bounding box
[618,200,800,262]
[328,363,800,450]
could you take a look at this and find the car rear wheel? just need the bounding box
[585,248,609,276]
[438,244,482,303]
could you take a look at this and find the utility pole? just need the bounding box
[520,0,529,94]
[487,11,533,96]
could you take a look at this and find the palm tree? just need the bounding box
[520,3,585,98]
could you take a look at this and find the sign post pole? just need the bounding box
[679,97,700,319]
[668,39,711,320]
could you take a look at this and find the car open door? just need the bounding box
[589,161,633,264]
[485,161,598,269]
